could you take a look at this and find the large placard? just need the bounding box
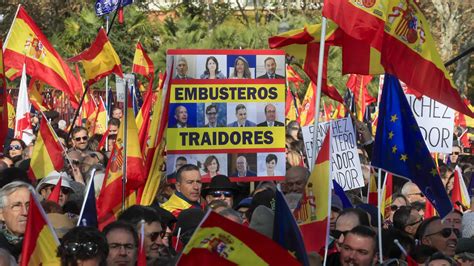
[166,50,286,182]
[302,117,365,191]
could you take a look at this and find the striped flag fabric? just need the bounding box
[0,40,8,147]
[382,173,393,219]
[69,28,123,85]
[47,177,62,203]
[3,6,80,108]
[178,211,300,265]
[21,193,60,265]
[28,116,65,180]
[132,42,154,82]
[346,74,375,121]
[297,128,332,252]
[451,166,471,210]
[297,82,316,126]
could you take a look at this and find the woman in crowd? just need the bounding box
[229,56,251,79]
[57,226,108,266]
[5,139,26,164]
[200,56,226,79]
[202,155,220,180]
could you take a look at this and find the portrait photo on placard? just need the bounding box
[168,103,197,128]
[256,102,285,127]
[226,55,256,79]
[227,153,257,178]
[173,55,197,80]
[196,55,227,80]
[255,55,285,79]
[256,152,285,177]
[197,102,227,128]
[226,103,257,127]
[196,153,228,180]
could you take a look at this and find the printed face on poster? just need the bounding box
[166,49,286,182]
[302,117,365,191]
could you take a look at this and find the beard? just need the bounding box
[284,192,303,210]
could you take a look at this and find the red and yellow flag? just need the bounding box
[4,6,80,108]
[132,42,154,81]
[297,82,316,126]
[6,94,15,130]
[28,116,64,180]
[382,173,393,219]
[89,97,107,135]
[0,40,8,147]
[47,177,62,203]
[21,194,60,266]
[179,211,300,265]
[69,28,123,85]
[346,74,375,121]
[298,128,331,252]
[323,0,473,117]
[367,171,378,206]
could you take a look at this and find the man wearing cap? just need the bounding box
[36,171,76,207]
[202,175,238,208]
[162,164,202,218]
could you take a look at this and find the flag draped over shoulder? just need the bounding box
[371,74,452,218]
[132,42,154,81]
[3,6,80,108]
[69,28,123,85]
[179,211,300,265]
[273,190,309,266]
[21,194,60,266]
[29,116,64,180]
[297,130,332,252]
[322,0,474,117]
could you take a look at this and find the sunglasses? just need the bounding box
[74,136,88,142]
[407,192,425,197]
[390,205,400,211]
[405,218,423,227]
[425,228,461,238]
[209,191,233,198]
[63,241,98,257]
[331,229,349,239]
[8,145,22,151]
[452,152,460,155]
[148,231,166,242]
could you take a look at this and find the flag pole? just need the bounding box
[377,168,384,263]
[66,83,90,143]
[105,15,109,127]
[122,78,128,212]
[2,4,21,52]
[311,17,327,169]
[77,168,96,226]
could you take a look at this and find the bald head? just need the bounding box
[282,166,309,194]
[401,182,426,203]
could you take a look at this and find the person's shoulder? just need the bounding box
[227,121,238,127]
[247,170,257,176]
[275,73,285,79]
[274,121,285,126]
[246,120,256,126]
[257,121,267,127]
[256,74,267,79]
[217,72,226,79]
[199,73,208,79]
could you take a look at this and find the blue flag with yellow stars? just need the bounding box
[371,74,452,218]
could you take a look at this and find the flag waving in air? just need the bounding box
[14,64,34,145]
[132,42,154,81]
[3,6,80,108]
[371,74,452,218]
[69,28,123,85]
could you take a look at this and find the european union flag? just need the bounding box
[371,74,452,218]
[333,180,353,208]
[95,0,133,16]
[273,190,309,266]
[77,177,98,227]
[130,83,143,116]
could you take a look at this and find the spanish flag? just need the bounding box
[69,28,123,85]
[0,40,8,147]
[132,42,154,81]
[297,82,316,126]
[6,94,15,130]
[298,128,331,252]
[346,74,376,121]
[89,97,107,135]
[452,166,471,211]
[136,86,154,152]
[322,0,474,117]
[21,193,60,265]
[3,6,80,108]
[382,173,393,220]
[367,171,378,206]
[179,211,300,265]
[28,79,49,112]
[28,116,65,180]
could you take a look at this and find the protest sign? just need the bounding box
[166,50,286,182]
[302,117,364,191]
[115,74,135,103]
[379,75,454,153]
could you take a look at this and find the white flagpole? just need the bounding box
[77,168,97,226]
[377,169,384,263]
[311,17,327,169]
[2,4,21,52]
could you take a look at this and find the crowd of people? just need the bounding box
[0,101,473,266]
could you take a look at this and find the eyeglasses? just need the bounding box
[209,191,233,198]
[74,136,88,142]
[148,231,166,242]
[425,228,461,238]
[332,229,349,239]
[8,145,22,151]
[452,152,460,155]
[405,218,423,227]
[109,243,136,251]
[63,241,98,257]
[390,205,400,211]
[290,127,300,131]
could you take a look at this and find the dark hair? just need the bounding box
[204,56,220,75]
[118,205,161,227]
[232,56,251,78]
[409,245,438,264]
[336,208,371,227]
[265,154,278,164]
[176,156,187,162]
[425,252,457,266]
[176,164,200,183]
[57,226,108,266]
[206,104,218,114]
[107,118,121,127]
[392,206,413,230]
[415,216,440,241]
[204,155,219,173]
[346,225,377,252]
[235,104,246,114]
[102,221,139,247]
[71,126,88,138]
[381,228,415,259]
[8,138,26,150]
[264,56,276,65]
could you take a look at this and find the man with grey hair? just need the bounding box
[0,181,34,260]
[174,57,192,80]
[401,181,426,204]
